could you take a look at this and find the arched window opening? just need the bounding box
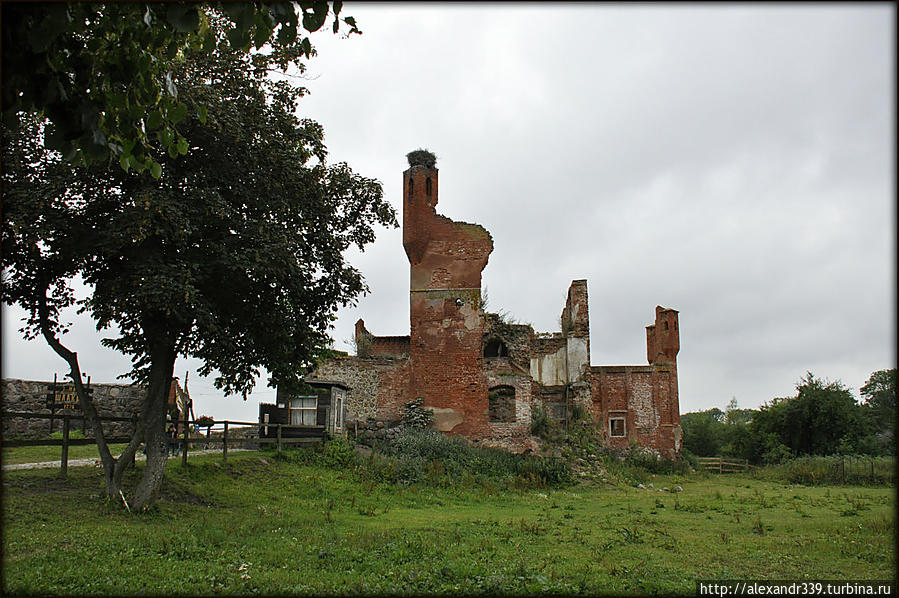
[484,338,509,358]
[664,321,669,330]
[409,177,414,195]
[426,176,432,196]
[488,385,516,423]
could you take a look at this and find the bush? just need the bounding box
[400,397,434,430]
[530,404,564,442]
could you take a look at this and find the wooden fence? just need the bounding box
[2,411,323,476]
[696,456,750,473]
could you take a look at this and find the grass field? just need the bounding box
[2,443,130,465]
[1,448,894,595]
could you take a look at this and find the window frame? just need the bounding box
[609,414,627,437]
[289,396,318,426]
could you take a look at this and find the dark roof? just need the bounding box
[304,379,349,390]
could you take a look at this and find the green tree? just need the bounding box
[752,373,865,459]
[2,10,395,510]
[680,408,725,456]
[1,2,359,177]
[860,368,896,453]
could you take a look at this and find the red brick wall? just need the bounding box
[587,361,680,458]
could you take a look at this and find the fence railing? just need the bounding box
[2,411,324,476]
[697,456,749,473]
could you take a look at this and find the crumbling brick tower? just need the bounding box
[645,306,682,454]
[403,152,494,437]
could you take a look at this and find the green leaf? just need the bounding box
[301,37,312,57]
[147,110,163,131]
[120,154,132,172]
[166,40,181,59]
[149,159,162,179]
[197,105,208,125]
[253,13,273,49]
[158,126,175,149]
[227,26,250,50]
[165,5,200,33]
[168,102,188,125]
[176,135,189,155]
[302,3,328,32]
[202,29,217,52]
[277,23,297,46]
[333,1,343,18]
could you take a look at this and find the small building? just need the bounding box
[259,380,348,440]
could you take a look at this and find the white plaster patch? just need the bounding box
[566,337,589,382]
[530,345,567,386]
[460,304,480,330]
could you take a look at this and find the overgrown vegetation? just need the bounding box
[750,455,894,487]
[400,397,434,430]
[530,402,695,487]
[293,430,573,489]
[2,450,893,595]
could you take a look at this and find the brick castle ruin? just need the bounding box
[309,152,682,457]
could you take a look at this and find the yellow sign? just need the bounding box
[56,384,80,410]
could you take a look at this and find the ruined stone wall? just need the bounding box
[2,378,144,439]
[354,319,409,359]
[311,357,411,424]
[368,336,410,359]
[301,157,683,457]
[587,364,680,458]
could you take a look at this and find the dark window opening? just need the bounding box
[664,321,669,330]
[409,177,414,195]
[488,385,516,423]
[609,416,626,437]
[426,176,432,196]
[484,338,509,358]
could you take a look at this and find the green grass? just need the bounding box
[2,443,129,465]
[2,449,894,595]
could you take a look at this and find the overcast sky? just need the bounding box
[2,3,895,422]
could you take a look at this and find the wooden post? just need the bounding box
[60,414,70,478]
[277,424,282,455]
[181,418,189,466]
[223,421,229,463]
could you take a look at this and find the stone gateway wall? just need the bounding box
[2,378,145,439]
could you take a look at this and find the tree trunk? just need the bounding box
[39,282,178,512]
[129,335,177,511]
[38,285,120,498]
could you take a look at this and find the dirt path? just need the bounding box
[2,448,249,471]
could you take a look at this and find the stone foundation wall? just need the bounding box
[2,378,145,439]
[311,357,411,423]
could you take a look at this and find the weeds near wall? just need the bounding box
[400,398,434,430]
[292,430,573,490]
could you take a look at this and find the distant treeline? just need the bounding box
[681,369,896,463]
